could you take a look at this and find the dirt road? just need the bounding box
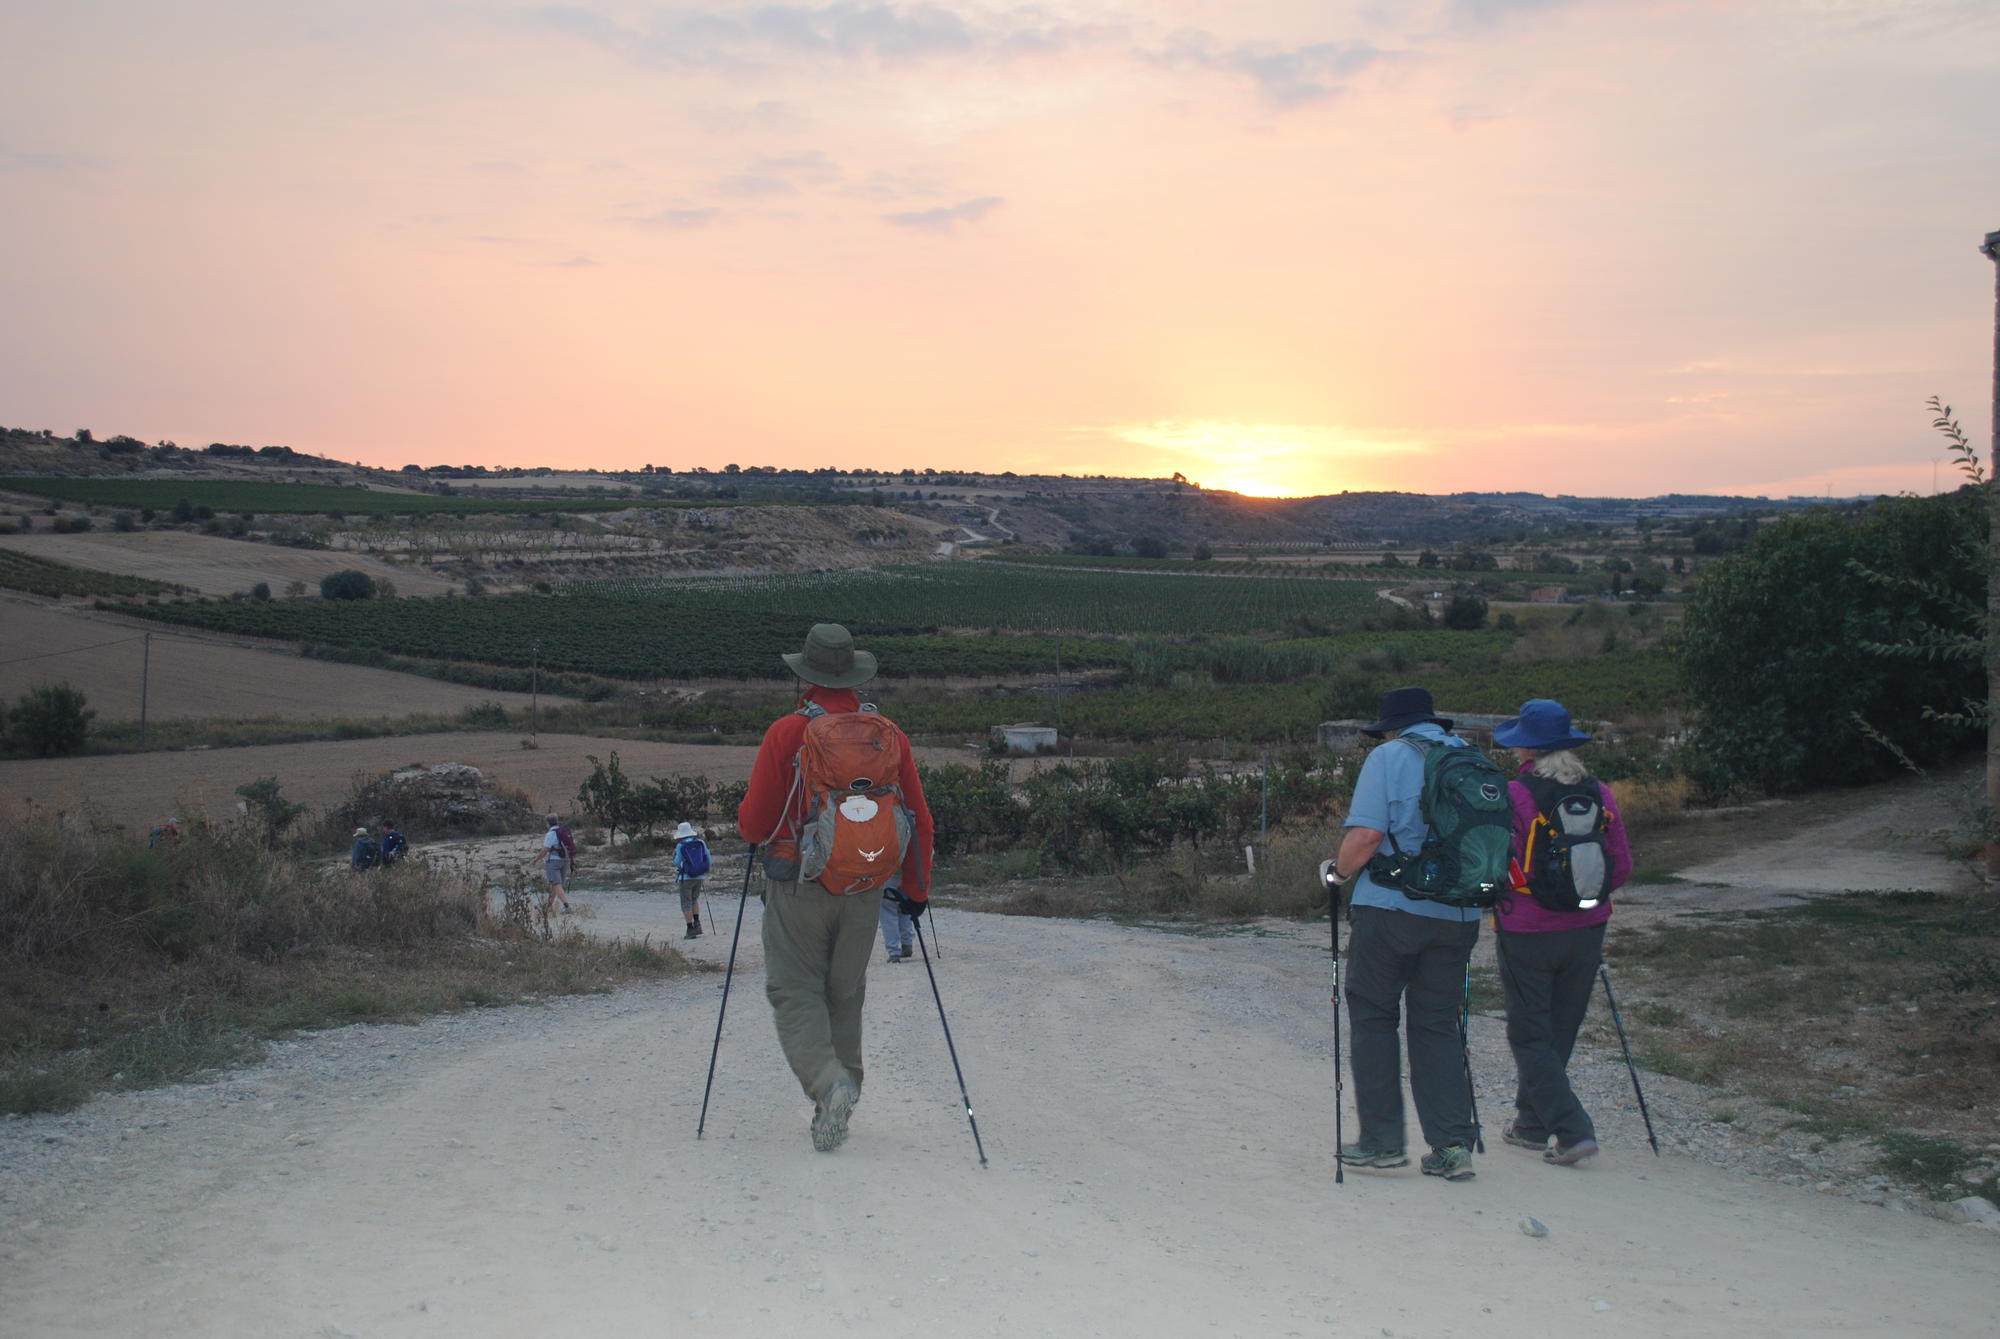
[3,871,1994,1338]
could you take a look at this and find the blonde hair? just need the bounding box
[1528,749,1589,785]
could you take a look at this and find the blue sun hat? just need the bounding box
[1492,699,1592,750]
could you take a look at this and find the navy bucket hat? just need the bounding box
[1492,699,1593,750]
[1361,686,1453,739]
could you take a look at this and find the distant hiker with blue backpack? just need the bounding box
[1327,686,1511,1183]
[673,821,712,939]
[1492,699,1632,1168]
[738,623,935,1153]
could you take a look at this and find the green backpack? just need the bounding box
[1366,738,1513,909]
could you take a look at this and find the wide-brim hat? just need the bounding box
[1493,698,1592,750]
[782,622,877,689]
[673,821,700,840]
[1362,686,1452,739]
[352,827,369,838]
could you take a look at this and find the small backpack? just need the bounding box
[380,830,407,866]
[678,837,711,878]
[1519,775,1612,912]
[1366,738,1513,909]
[353,837,381,870]
[555,825,577,861]
[768,704,914,896]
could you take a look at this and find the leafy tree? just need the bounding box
[1417,549,1440,569]
[1192,542,1214,561]
[1441,593,1488,630]
[234,776,305,838]
[319,569,377,600]
[8,683,93,756]
[577,751,635,846]
[1681,491,1982,794]
[1133,535,1169,559]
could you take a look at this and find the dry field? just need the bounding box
[0,529,453,596]
[0,601,536,724]
[0,727,973,834]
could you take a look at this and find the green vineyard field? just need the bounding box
[0,550,180,598]
[563,565,1391,636]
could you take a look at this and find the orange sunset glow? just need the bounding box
[2,2,1996,497]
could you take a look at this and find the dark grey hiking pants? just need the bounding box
[1495,923,1607,1147]
[1344,905,1481,1153]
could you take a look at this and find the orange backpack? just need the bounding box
[772,705,914,896]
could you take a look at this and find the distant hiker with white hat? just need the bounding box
[738,622,935,1152]
[349,826,380,873]
[673,820,712,939]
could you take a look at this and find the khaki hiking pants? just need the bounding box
[762,878,879,1103]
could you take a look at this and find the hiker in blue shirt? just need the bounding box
[1326,687,1484,1182]
[349,826,380,873]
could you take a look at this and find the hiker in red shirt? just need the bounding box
[738,623,934,1152]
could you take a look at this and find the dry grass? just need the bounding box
[0,815,688,1114]
[1605,889,2000,1199]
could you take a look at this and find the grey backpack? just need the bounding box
[1519,776,1611,913]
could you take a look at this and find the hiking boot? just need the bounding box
[1421,1145,1477,1181]
[811,1078,859,1152]
[1545,1138,1600,1167]
[685,923,699,939]
[885,952,903,964]
[691,916,702,935]
[1337,1141,1410,1170]
[1502,1122,1549,1151]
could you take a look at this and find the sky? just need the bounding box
[2,1,1997,499]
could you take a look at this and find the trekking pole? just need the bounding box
[697,845,758,1140]
[1459,964,1486,1155]
[913,917,987,1167]
[926,899,943,959]
[1598,964,1660,1157]
[1321,861,1345,1186]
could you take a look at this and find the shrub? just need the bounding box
[1441,593,1488,630]
[319,569,377,600]
[7,683,93,757]
[1681,492,1981,794]
[251,582,271,600]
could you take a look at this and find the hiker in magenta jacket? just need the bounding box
[1493,698,1631,1168]
[737,623,935,1153]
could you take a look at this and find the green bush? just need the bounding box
[319,569,377,601]
[1680,493,1982,794]
[7,683,93,757]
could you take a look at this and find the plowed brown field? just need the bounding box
[0,600,535,723]
[0,727,969,834]
[0,529,453,596]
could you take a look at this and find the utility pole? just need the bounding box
[531,638,541,740]
[1981,228,2000,879]
[138,631,151,748]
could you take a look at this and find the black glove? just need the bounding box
[894,890,928,920]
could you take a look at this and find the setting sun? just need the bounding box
[1095,419,1425,498]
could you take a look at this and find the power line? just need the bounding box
[0,634,147,667]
